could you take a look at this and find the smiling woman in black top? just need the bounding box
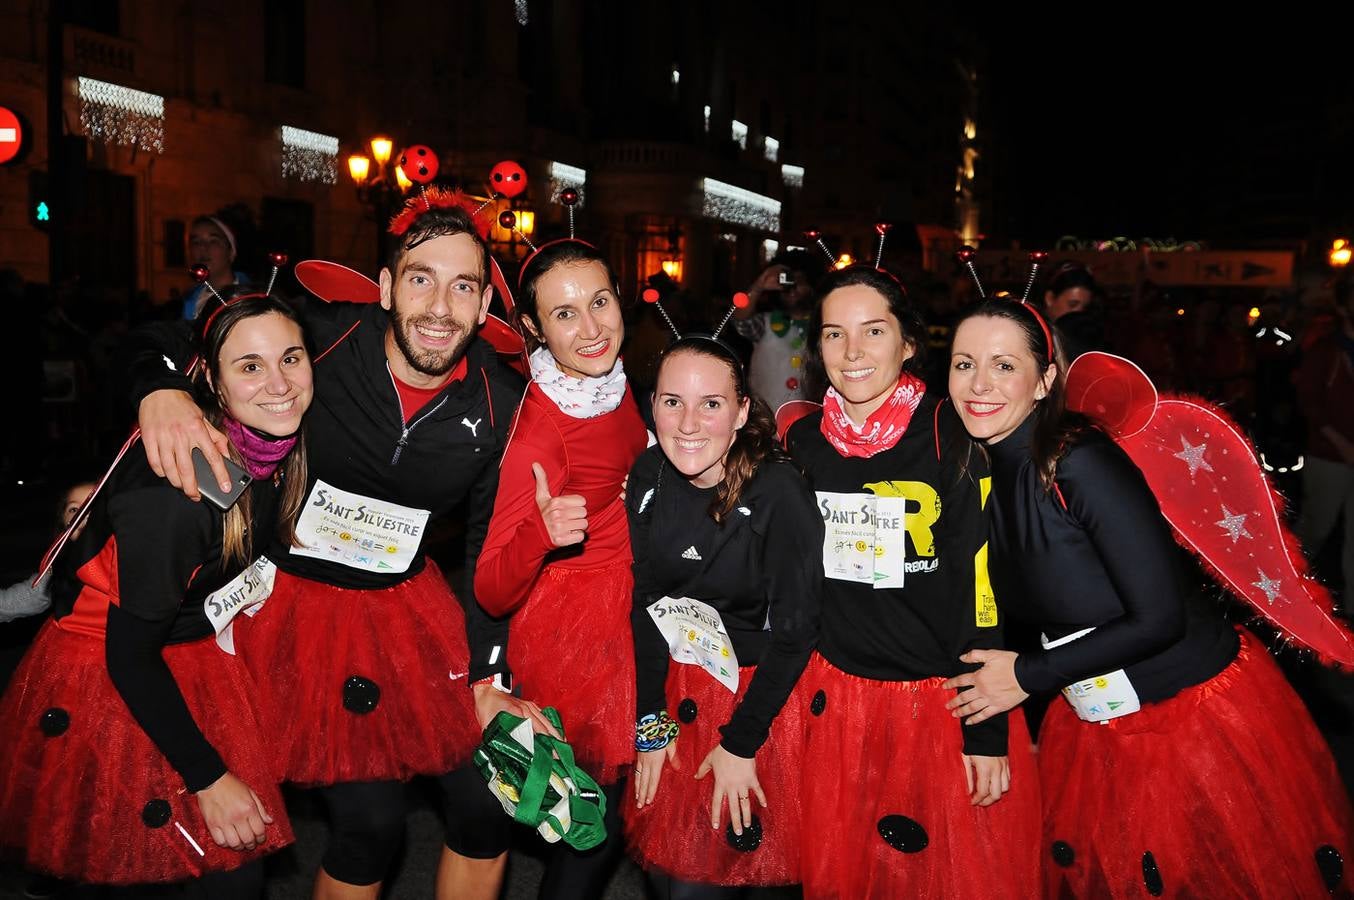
[786,267,1041,900]
[0,292,312,896]
[945,297,1354,898]
[625,336,822,897]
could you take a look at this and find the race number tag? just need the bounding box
[646,596,740,693]
[292,480,431,574]
[815,491,907,589]
[1042,627,1142,723]
[205,557,276,655]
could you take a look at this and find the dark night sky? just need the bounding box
[976,10,1353,244]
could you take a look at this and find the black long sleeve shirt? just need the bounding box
[986,416,1238,699]
[123,300,522,682]
[787,397,1009,757]
[50,450,281,792]
[628,448,822,759]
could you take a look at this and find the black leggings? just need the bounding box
[318,764,510,886]
[537,781,626,900]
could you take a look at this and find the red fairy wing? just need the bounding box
[1120,397,1354,665]
[293,260,381,303]
[775,400,822,445]
[1065,351,1158,438]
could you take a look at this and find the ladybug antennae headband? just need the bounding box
[956,247,1056,365]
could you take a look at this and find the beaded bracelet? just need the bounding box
[635,711,680,752]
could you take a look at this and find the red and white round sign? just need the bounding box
[0,107,22,164]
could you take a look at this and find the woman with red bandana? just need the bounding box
[785,266,1040,899]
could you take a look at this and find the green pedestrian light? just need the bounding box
[35,201,48,222]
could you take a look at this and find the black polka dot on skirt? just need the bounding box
[1141,850,1164,896]
[342,675,381,714]
[877,815,928,853]
[725,814,762,852]
[1050,840,1075,867]
[810,690,826,715]
[1316,845,1344,892]
[677,698,697,723]
[38,707,69,737]
[141,799,172,828]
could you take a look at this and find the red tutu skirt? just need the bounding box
[508,559,635,785]
[234,560,482,786]
[0,622,293,884]
[1040,628,1354,899]
[624,662,810,886]
[799,654,1042,900]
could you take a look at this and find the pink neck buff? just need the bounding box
[820,372,926,459]
[222,416,299,479]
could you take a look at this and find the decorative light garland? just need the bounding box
[731,119,748,150]
[763,136,779,163]
[701,177,781,232]
[280,125,338,184]
[781,163,804,190]
[77,76,164,153]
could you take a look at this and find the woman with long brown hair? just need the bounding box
[626,335,821,898]
[0,291,312,896]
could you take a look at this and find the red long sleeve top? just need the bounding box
[474,381,648,616]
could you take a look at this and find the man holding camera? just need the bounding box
[733,249,823,410]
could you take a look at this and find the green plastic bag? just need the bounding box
[472,706,608,851]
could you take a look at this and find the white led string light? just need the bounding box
[77,76,164,153]
[280,125,339,183]
[701,177,780,231]
[548,160,586,205]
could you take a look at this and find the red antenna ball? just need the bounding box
[642,288,660,303]
[956,246,977,264]
[189,264,210,283]
[560,187,580,206]
[1028,250,1049,264]
[732,291,751,308]
[489,160,528,199]
[498,210,518,229]
[804,229,822,241]
[399,145,439,184]
[874,222,893,236]
[267,251,289,268]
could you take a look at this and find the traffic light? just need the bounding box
[28,169,49,231]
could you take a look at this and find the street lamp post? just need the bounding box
[347,135,412,268]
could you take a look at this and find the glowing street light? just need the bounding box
[347,154,371,184]
[1330,238,1351,268]
[370,136,393,167]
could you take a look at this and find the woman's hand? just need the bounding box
[195,771,273,851]
[633,740,681,808]
[943,649,1029,725]
[962,754,1011,807]
[694,744,766,836]
[532,462,588,547]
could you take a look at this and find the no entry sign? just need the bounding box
[0,107,22,164]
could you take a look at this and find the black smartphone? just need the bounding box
[192,448,252,510]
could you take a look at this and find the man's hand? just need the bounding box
[139,389,232,500]
[472,681,562,739]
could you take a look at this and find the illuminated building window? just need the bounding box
[731,119,748,150]
[701,177,780,231]
[280,125,339,184]
[77,76,164,152]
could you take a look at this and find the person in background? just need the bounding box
[733,250,824,412]
[0,480,96,625]
[183,215,251,321]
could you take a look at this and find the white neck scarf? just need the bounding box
[529,346,627,419]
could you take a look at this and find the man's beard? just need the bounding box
[388,307,476,377]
